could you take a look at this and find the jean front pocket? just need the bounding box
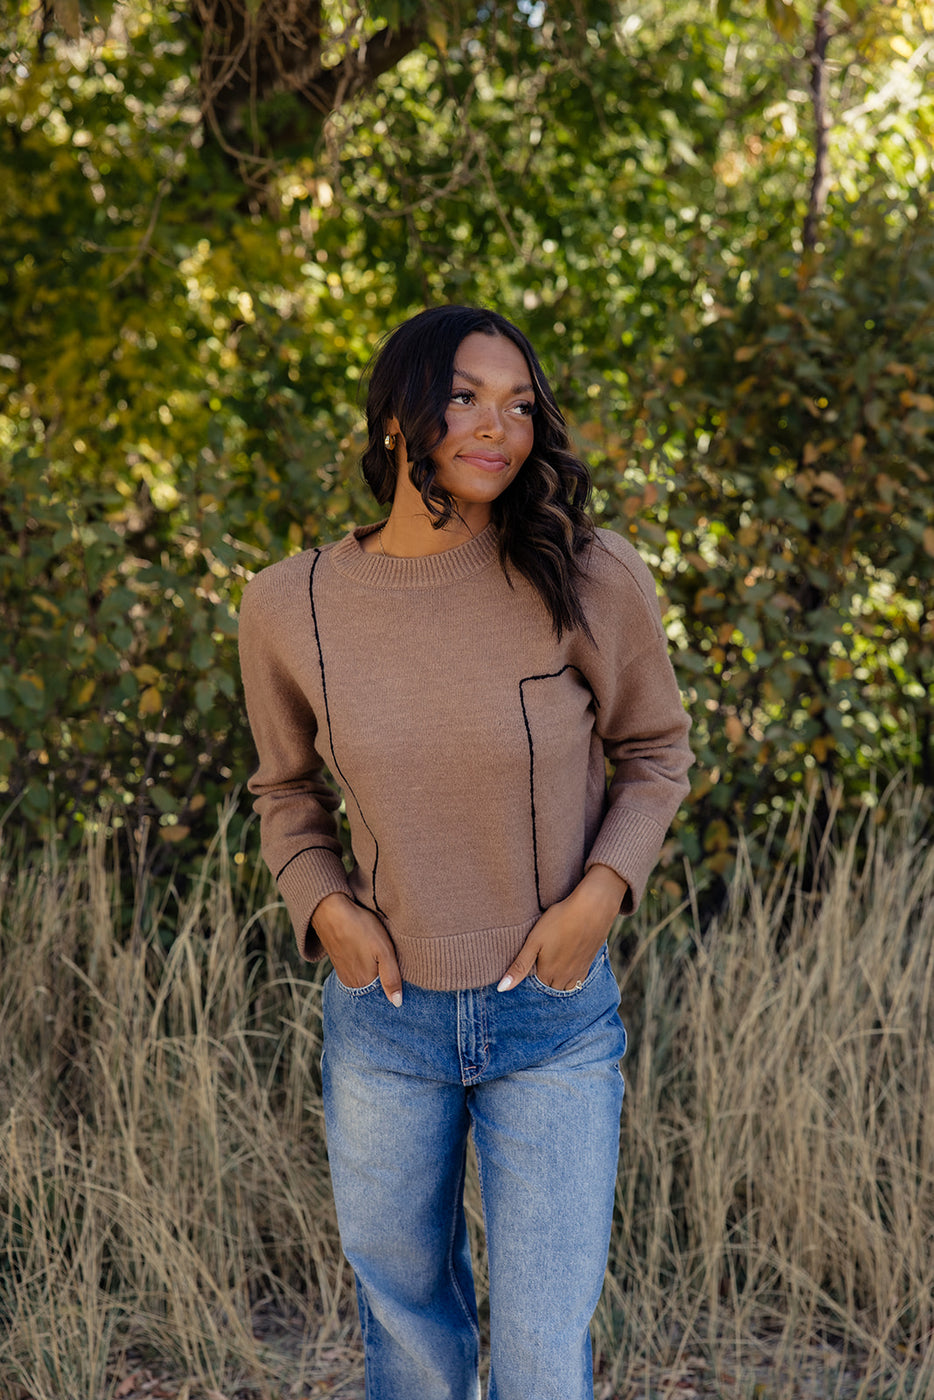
[527,944,608,999]
[332,970,383,998]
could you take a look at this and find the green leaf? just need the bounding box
[191,635,215,671]
[195,678,217,713]
[149,785,177,815]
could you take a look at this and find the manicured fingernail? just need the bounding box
[497,975,513,992]
[391,991,403,1008]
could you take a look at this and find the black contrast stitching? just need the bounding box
[308,551,384,914]
[276,845,337,883]
[518,665,595,913]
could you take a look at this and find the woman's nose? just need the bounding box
[478,406,506,439]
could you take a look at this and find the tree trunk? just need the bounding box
[802,4,832,252]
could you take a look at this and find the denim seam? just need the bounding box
[446,1140,482,1350]
[456,989,490,1086]
[333,972,382,998]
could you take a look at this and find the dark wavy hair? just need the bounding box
[361,305,596,639]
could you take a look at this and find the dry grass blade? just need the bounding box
[1,791,932,1397]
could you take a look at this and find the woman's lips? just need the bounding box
[458,452,510,471]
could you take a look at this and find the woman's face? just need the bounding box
[391,332,536,517]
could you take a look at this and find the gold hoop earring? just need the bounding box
[383,433,397,450]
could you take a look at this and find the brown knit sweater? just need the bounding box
[238,521,692,990]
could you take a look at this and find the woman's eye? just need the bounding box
[448,391,535,415]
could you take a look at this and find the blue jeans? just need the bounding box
[320,946,627,1400]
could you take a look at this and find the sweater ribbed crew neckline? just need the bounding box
[329,520,500,589]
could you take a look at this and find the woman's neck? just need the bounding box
[365,470,492,558]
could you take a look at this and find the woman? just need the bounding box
[238,305,692,1400]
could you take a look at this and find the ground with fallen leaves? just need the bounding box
[99,1328,920,1400]
[108,1360,365,1400]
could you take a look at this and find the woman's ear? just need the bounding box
[385,416,408,462]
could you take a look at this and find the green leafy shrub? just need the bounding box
[600,203,934,880]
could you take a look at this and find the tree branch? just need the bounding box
[190,0,425,179]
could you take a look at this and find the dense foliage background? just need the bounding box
[2,0,932,903]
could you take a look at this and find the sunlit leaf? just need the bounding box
[139,686,163,717]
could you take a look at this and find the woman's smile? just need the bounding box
[456,449,510,471]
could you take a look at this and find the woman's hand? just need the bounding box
[497,864,628,992]
[313,892,404,1006]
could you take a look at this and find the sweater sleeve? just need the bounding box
[238,560,354,960]
[580,534,693,913]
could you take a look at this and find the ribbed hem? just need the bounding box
[586,807,667,913]
[391,916,539,992]
[277,847,354,961]
[328,521,500,589]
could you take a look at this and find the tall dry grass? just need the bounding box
[597,786,934,1398]
[0,816,348,1398]
[1,790,932,1399]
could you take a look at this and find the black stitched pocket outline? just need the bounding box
[518,665,597,913]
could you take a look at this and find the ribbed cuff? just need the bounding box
[586,807,667,913]
[277,847,354,960]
